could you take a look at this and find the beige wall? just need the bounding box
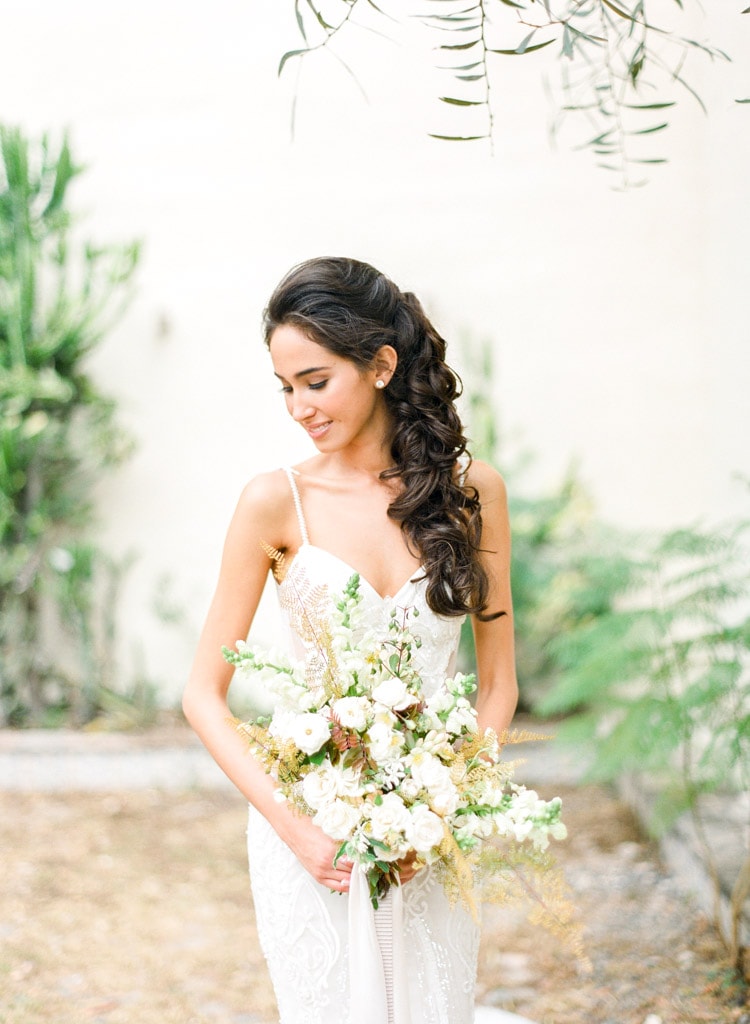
[3,2,749,701]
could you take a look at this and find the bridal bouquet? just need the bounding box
[223,570,570,917]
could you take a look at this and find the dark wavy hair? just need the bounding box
[263,256,501,621]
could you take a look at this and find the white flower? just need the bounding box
[408,752,451,792]
[408,752,460,816]
[313,799,361,840]
[429,786,460,817]
[268,708,297,741]
[445,699,477,736]
[290,713,330,755]
[407,804,444,854]
[368,792,411,844]
[425,688,454,716]
[398,777,421,802]
[301,765,339,810]
[367,722,405,763]
[336,767,366,798]
[549,821,568,841]
[453,812,483,843]
[371,678,418,711]
[333,696,371,732]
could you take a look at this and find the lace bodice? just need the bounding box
[277,542,464,698]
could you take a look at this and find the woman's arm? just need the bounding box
[467,460,519,735]
[182,471,353,891]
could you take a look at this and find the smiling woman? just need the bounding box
[182,256,518,1024]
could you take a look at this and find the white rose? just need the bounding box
[333,696,371,732]
[313,798,361,840]
[367,722,404,763]
[336,766,365,798]
[407,804,444,854]
[398,777,421,802]
[371,678,418,711]
[301,765,339,810]
[368,792,412,844]
[408,752,451,793]
[428,785,460,817]
[290,713,330,755]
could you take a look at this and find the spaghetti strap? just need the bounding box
[282,467,310,546]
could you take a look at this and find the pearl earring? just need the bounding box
[375,380,386,390]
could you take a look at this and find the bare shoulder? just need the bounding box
[465,458,508,508]
[233,468,296,549]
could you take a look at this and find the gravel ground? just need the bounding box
[0,776,746,1024]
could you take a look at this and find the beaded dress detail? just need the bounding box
[246,468,480,1024]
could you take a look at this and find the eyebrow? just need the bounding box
[274,365,332,381]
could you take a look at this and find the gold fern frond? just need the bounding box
[261,539,287,582]
[479,843,591,970]
[498,728,555,746]
[434,826,479,921]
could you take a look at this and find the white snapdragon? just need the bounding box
[445,698,478,737]
[333,696,371,732]
[425,688,454,716]
[453,811,492,844]
[268,708,297,741]
[289,713,330,755]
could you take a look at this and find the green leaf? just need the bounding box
[628,122,668,135]
[624,102,676,110]
[601,0,641,22]
[439,40,480,51]
[488,38,555,56]
[428,134,486,141]
[562,25,573,58]
[439,96,485,106]
[278,48,308,75]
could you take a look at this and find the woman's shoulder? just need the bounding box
[234,468,298,543]
[464,458,508,506]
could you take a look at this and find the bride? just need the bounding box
[183,257,520,1024]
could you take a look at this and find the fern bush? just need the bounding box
[538,518,750,968]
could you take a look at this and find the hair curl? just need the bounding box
[263,256,501,621]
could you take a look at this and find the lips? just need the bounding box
[306,421,332,439]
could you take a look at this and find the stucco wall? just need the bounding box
[3,2,748,701]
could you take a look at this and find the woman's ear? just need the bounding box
[372,345,398,387]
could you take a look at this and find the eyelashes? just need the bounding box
[279,380,328,394]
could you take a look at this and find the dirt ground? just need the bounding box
[0,782,746,1024]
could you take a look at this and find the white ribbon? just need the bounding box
[348,867,412,1024]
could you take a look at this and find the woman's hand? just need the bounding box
[394,850,421,885]
[275,807,354,892]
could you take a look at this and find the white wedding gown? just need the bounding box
[246,469,532,1024]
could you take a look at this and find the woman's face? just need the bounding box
[269,324,390,452]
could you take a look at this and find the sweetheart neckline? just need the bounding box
[280,542,425,603]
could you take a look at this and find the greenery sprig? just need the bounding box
[281,0,739,186]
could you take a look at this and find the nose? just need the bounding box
[290,391,315,422]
